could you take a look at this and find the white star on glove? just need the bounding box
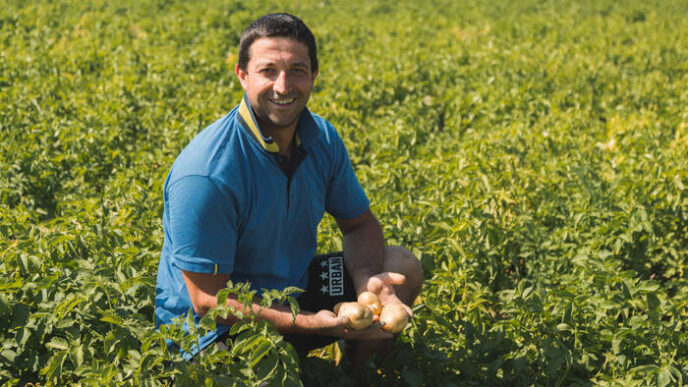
[320,260,328,268]
[320,271,328,280]
[320,285,329,294]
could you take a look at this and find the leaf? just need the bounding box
[255,353,279,381]
[100,312,124,326]
[239,334,264,355]
[229,320,250,336]
[199,315,216,332]
[281,286,304,297]
[657,367,672,387]
[216,288,229,307]
[283,374,302,387]
[249,341,272,368]
[522,286,533,300]
[430,221,453,232]
[1,349,17,362]
[54,296,84,319]
[46,337,70,351]
[668,365,682,379]
[0,279,23,291]
[17,327,31,348]
[636,282,659,293]
[185,308,197,337]
[56,318,75,329]
[555,323,571,332]
[287,296,300,323]
[40,351,67,380]
[0,293,11,318]
[70,344,84,367]
[128,349,141,362]
[10,303,29,329]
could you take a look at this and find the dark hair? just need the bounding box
[238,13,318,73]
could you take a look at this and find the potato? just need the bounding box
[333,302,343,315]
[335,302,373,330]
[357,291,382,316]
[379,303,409,334]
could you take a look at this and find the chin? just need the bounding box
[269,115,300,129]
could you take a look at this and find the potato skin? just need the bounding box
[379,303,409,334]
[357,291,382,316]
[335,302,373,330]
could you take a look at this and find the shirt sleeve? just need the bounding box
[166,175,237,274]
[324,126,370,220]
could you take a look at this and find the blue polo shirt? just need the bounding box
[155,95,370,355]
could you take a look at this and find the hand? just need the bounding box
[360,272,413,317]
[306,309,394,340]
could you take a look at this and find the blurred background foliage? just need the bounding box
[1,0,686,385]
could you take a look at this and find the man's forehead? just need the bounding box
[248,37,310,64]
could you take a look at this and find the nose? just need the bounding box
[273,71,289,95]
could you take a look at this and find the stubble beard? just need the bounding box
[255,109,301,137]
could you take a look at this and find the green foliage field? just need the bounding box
[1,0,687,385]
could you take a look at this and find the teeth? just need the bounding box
[272,99,295,105]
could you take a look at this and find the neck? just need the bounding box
[256,118,297,156]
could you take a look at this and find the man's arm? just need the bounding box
[181,270,393,340]
[336,209,385,292]
[336,209,409,310]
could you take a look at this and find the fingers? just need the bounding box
[374,272,406,286]
[337,315,350,326]
[343,323,394,340]
[317,312,352,337]
[320,309,337,318]
[319,309,349,327]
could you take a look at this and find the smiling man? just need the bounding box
[155,13,423,369]
[237,36,315,151]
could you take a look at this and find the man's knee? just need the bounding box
[382,246,423,301]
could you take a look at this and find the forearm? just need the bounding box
[183,270,336,336]
[207,296,326,335]
[337,211,411,312]
[341,212,385,293]
[204,295,390,341]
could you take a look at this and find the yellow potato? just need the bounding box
[357,291,382,316]
[335,302,373,330]
[379,303,409,334]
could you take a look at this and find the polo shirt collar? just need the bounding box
[237,94,319,154]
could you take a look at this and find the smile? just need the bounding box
[270,98,296,105]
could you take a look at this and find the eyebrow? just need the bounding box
[253,60,309,69]
[291,62,309,70]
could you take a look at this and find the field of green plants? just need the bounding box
[1,0,687,385]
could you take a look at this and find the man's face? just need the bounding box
[235,37,317,135]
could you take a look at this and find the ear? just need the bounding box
[310,69,318,83]
[235,64,248,90]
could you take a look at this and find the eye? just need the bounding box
[259,68,276,75]
[291,67,309,75]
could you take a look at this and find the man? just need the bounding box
[155,13,422,367]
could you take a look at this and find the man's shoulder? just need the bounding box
[301,109,344,149]
[167,106,247,187]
